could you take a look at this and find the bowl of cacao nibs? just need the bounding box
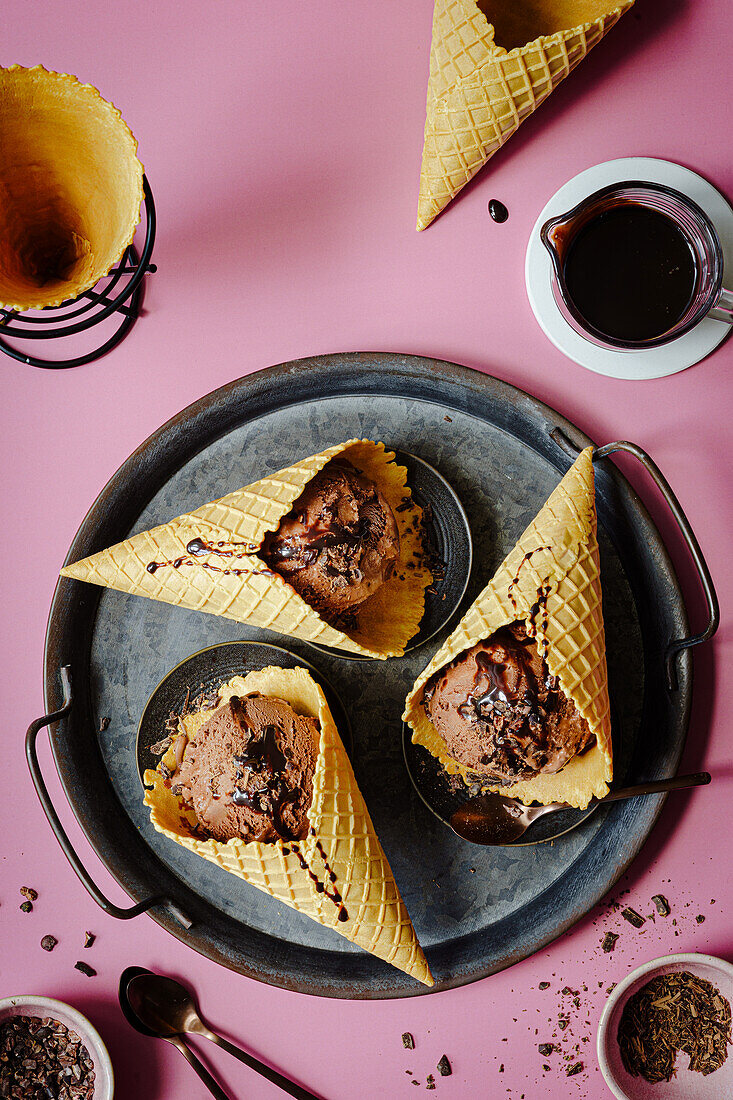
[0,995,113,1099]
[597,953,733,1099]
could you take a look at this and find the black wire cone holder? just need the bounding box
[0,175,156,369]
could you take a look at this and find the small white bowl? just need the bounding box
[597,953,733,1100]
[0,995,114,1098]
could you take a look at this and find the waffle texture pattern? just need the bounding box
[417,0,634,229]
[61,440,430,659]
[403,447,612,809]
[145,667,433,986]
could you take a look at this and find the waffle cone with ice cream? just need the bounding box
[0,65,144,310]
[144,666,433,985]
[403,447,612,810]
[417,0,634,230]
[61,440,430,659]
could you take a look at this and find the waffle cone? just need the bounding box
[144,666,433,985]
[404,448,611,809]
[61,441,430,659]
[0,65,143,310]
[416,0,634,230]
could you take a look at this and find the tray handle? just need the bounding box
[27,666,193,928]
[550,430,719,691]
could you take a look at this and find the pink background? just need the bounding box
[1,1,731,1097]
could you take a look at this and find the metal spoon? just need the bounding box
[119,965,229,1100]
[450,772,712,845]
[126,970,323,1100]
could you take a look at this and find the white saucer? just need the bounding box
[525,157,733,380]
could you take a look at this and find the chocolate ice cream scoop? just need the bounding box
[261,461,400,621]
[423,622,595,785]
[169,693,318,843]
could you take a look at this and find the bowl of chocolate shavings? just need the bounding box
[0,995,113,1099]
[597,953,733,1099]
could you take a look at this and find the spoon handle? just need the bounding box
[599,772,711,803]
[199,1028,323,1100]
[168,1035,231,1100]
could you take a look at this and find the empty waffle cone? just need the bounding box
[404,447,611,809]
[417,0,634,230]
[0,65,144,310]
[144,666,433,986]
[61,440,430,659]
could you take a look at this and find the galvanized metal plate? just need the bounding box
[136,640,353,786]
[45,354,691,998]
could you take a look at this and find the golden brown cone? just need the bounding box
[61,440,430,659]
[0,65,143,310]
[145,666,433,986]
[403,447,612,809]
[417,0,634,230]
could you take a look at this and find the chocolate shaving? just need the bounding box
[565,1062,583,1076]
[617,970,731,1082]
[538,1044,556,1056]
[621,906,645,928]
[652,894,671,916]
[83,931,96,949]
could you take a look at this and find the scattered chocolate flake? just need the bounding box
[606,983,617,996]
[543,1064,551,1071]
[565,1062,583,1076]
[538,1044,556,1056]
[651,894,670,916]
[426,1074,436,1090]
[149,735,172,756]
[617,970,731,1082]
[557,1019,569,1030]
[402,1032,415,1049]
[443,415,453,423]
[538,981,550,989]
[437,1055,452,1077]
[99,716,110,732]
[83,931,96,949]
[40,935,58,952]
[411,1081,420,1087]
[0,1014,95,1099]
[696,914,706,924]
[20,886,38,902]
[74,961,96,977]
[19,900,32,913]
[601,931,619,952]
[561,986,577,996]
[621,906,646,928]
[499,1064,504,1072]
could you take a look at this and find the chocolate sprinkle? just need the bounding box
[652,894,671,917]
[617,970,731,1082]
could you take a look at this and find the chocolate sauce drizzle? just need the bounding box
[146,536,273,578]
[263,519,369,572]
[281,828,348,921]
[231,723,299,840]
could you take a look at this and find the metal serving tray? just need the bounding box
[32,353,717,998]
